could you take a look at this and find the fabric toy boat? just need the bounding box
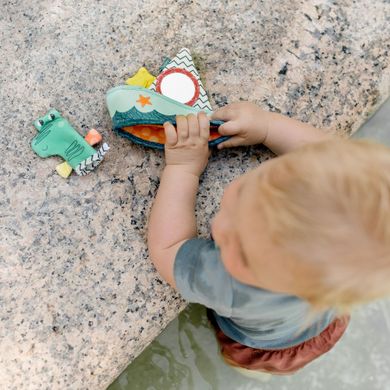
[106,85,226,150]
[106,48,227,150]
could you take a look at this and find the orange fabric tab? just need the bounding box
[85,129,102,146]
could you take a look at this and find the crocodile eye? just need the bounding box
[38,119,44,126]
[50,113,56,120]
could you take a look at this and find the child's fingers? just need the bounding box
[217,136,243,150]
[163,122,177,146]
[198,112,210,140]
[187,114,200,138]
[176,115,189,141]
[211,106,234,121]
[218,121,240,136]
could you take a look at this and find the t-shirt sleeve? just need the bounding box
[174,238,234,317]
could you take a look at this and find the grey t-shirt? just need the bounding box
[174,238,335,350]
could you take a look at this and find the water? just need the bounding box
[109,301,390,390]
[352,98,390,145]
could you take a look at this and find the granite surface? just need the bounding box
[0,0,389,389]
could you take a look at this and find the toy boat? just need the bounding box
[106,85,226,150]
[106,48,228,150]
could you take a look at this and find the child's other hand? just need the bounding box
[211,102,271,149]
[163,112,210,177]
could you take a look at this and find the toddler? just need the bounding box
[147,102,390,375]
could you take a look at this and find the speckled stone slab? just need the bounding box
[0,1,389,389]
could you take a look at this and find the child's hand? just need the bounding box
[211,102,271,149]
[163,112,210,177]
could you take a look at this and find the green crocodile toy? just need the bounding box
[31,109,109,177]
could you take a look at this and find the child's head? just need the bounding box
[211,138,390,312]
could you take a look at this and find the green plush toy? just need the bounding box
[31,109,109,177]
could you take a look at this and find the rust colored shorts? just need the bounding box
[207,310,350,375]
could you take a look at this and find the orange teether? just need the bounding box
[85,129,102,146]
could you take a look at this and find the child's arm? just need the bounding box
[147,113,210,288]
[211,102,331,155]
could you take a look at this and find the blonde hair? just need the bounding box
[255,138,390,313]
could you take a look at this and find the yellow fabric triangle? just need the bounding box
[126,67,156,88]
[56,161,73,178]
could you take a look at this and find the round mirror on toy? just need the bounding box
[156,68,200,107]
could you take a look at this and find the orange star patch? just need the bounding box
[136,95,152,107]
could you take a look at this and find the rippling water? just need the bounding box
[109,300,390,390]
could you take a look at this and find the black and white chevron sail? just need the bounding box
[150,48,212,111]
[75,143,110,176]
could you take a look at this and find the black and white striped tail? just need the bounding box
[75,143,110,176]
